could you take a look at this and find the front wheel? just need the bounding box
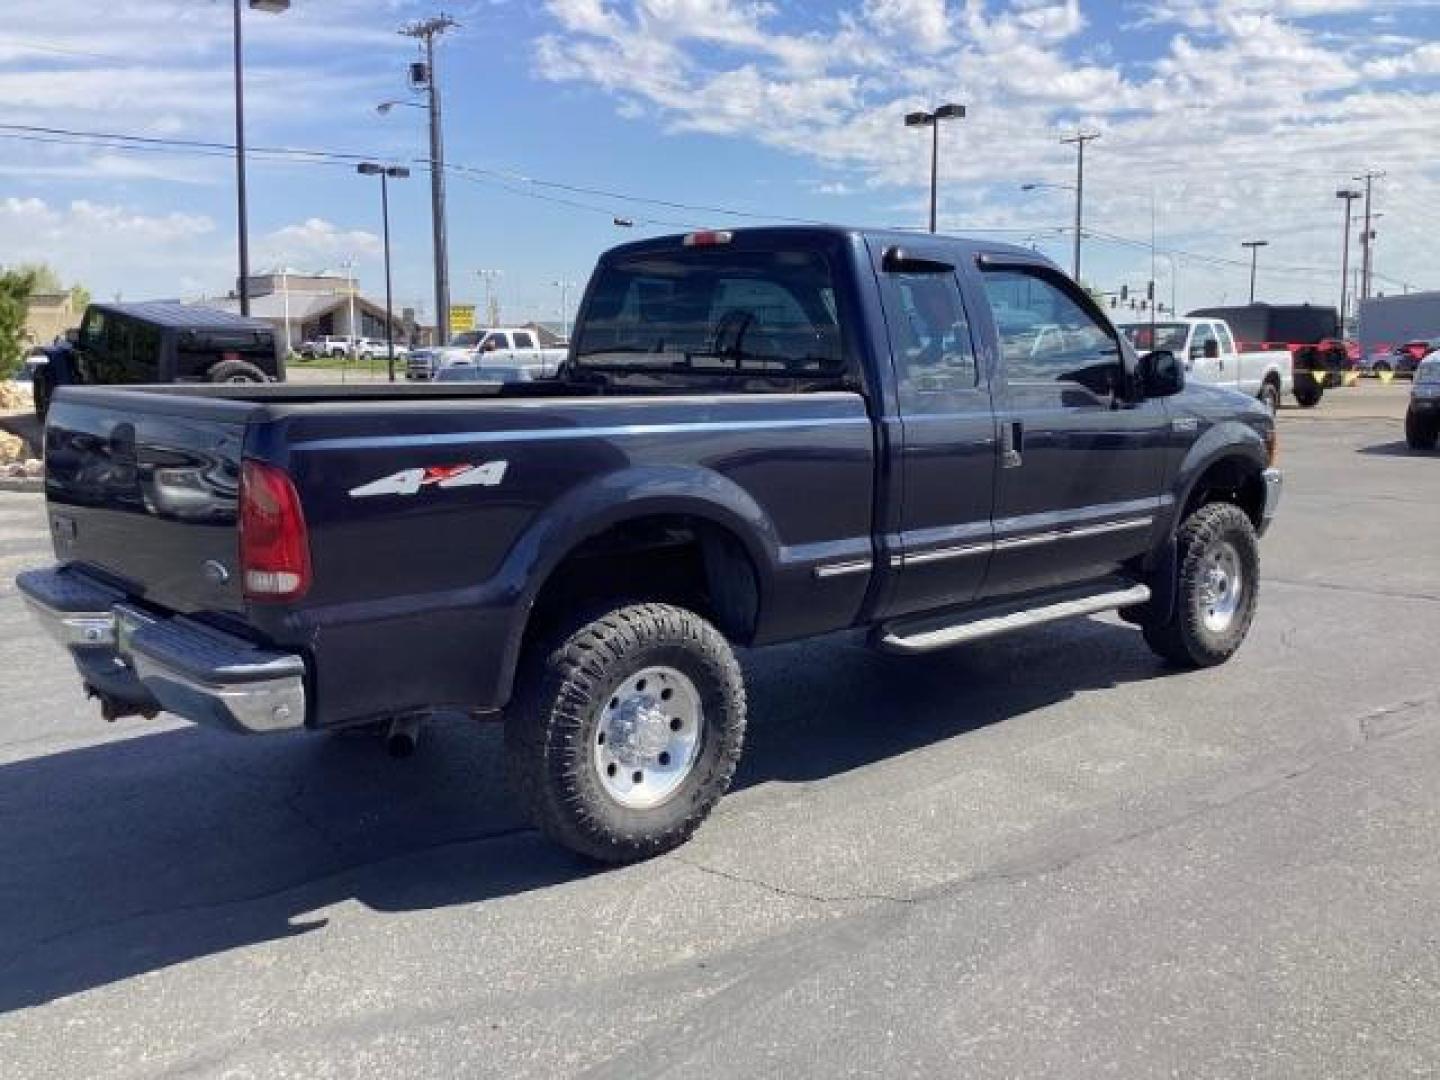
[505,603,747,862]
[1140,502,1261,668]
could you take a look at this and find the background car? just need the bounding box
[1405,352,1440,449]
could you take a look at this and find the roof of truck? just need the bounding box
[89,300,274,332]
[600,225,1051,265]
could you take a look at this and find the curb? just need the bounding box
[0,477,43,494]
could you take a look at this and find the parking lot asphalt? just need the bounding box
[0,384,1435,1078]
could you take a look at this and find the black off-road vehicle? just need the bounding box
[33,301,282,418]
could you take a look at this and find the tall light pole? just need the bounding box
[1242,240,1268,304]
[551,280,576,342]
[358,163,411,382]
[1059,131,1100,282]
[904,103,966,233]
[1354,170,1384,303]
[232,0,290,316]
[402,15,457,345]
[1336,189,1361,331]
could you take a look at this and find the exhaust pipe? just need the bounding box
[386,714,422,758]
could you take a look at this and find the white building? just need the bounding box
[201,272,434,350]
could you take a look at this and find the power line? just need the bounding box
[0,121,1387,286]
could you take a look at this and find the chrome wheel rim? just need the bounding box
[1199,541,1244,633]
[593,666,703,809]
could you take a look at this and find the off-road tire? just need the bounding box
[1293,373,1323,408]
[206,359,267,383]
[1141,502,1260,669]
[505,603,747,863]
[1406,409,1439,451]
[1258,379,1280,415]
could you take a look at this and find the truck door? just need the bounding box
[976,261,1169,598]
[1214,322,1247,391]
[1187,322,1228,387]
[870,241,996,617]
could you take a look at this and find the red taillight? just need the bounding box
[239,460,311,601]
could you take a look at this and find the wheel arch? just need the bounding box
[493,466,780,707]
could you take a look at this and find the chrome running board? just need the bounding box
[877,583,1152,654]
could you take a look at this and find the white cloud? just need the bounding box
[257,219,382,265]
[535,0,1440,304]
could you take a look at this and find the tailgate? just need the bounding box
[43,389,256,614]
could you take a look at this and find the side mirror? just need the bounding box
[482,340,498,352]
[1139,350,1184,398]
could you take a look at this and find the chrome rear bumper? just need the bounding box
[17,566,306,734]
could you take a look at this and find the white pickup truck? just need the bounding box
[407,328,567,381]
[1120,318,1293,413]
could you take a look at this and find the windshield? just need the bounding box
[1120,322,1189,352]
[574,247,846,376]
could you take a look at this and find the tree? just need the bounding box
[0,268,38,379]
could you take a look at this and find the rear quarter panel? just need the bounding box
[250,392,875,722]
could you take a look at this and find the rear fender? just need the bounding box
[492,464,781,704]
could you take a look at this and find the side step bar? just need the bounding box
[876,583,1152,654]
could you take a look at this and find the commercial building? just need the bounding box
[21,292,77,346]
[201,272,435,351]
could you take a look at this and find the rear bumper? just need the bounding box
[1260,467,1283,534]
[17,565,306,735]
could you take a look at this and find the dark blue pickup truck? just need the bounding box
[19,227,1281,861]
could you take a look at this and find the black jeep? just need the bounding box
[33,301,283,418]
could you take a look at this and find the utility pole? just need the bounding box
[476,269,501,327]
[402,14,457,345]
[1335,189,1361,331]
[1060,131,1100,282]
[1354,170,1384,303]
[1241,240,1268,304]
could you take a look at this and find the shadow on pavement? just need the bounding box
[0,617,1166,1012]
[1356,440,1433,457]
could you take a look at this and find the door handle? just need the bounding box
[1001,420,1023,469]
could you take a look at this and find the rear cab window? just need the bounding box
[574,246,849,381]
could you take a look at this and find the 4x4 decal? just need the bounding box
[349,462,509,498]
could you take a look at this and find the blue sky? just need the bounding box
[2,0,1438,324]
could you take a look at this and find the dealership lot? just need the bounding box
[0,385,1435,1078]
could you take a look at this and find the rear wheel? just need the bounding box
[1406,408,1439,451]
[505,602,747,862]
[32,370,53,419]
[1140,502,1260,668]
[1293,373,1323,408]
[1258,379,1280,415]
[207,359,267,384]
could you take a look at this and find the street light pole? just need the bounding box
[358,163,411,381]
[1241,240,1268,304]
[1354,170,1384,303]
[551,280,575,342]
[1059,131,1099,282]
[402,15,457,346]
[904,104,965,234]
[231,0,289,317]
[1336,189,1361,331]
